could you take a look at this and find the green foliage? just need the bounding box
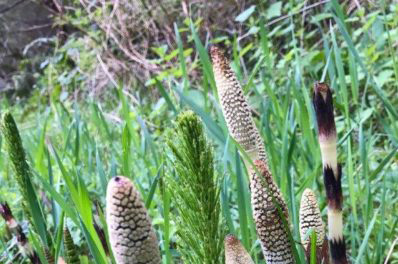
[0,112,49,248]
[0,1,397,263]
[167,111,226,263]
[0,112,31,215]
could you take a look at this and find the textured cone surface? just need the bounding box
[224,235,254,264]
[250,160,294,264]
[45,248,55,264]
[106,176,161,264]
[64,226,80,264]
[210,46,266,162]
[299,189,325,247]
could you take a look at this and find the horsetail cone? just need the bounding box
[313,82,347,264]
[250,160,294,264]
[224,235,254,264]
[299,189,325,248]
[210,46,267,163]
[64,226,80,264]
[106,176,161,264]
[299,189,328,264]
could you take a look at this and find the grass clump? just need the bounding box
[167,111,225,263]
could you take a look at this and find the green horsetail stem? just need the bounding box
[210,46,267,163]
[299,189,328,264]
[1,112,32,218]
[224,235,254,264]
[64,226,80,264]
[250,160,295,264]
[167,111,225,263]
[1,111,50,248]
[106,176,161,264]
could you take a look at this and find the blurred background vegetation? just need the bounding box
[0,0,397,263]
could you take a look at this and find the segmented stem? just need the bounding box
[313,82,347,264]
[106,176,161,264]
[224,235,254,264]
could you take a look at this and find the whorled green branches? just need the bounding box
[210,46,295,263]
[167,111,225,264]
[106,176,161,264]
[0,111,51,251]
[0,112,33,218]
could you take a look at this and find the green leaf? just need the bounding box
[267,2,282,19]
[235,5,256,22]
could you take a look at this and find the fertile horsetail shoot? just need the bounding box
[224,235,254,264]
[250,160,295,264]
[210,45,295,264]
[210,45,267,163]
[313,82,347,264]
[106,176,161,264]
[299,189,328,264]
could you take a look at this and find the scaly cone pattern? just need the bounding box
[210,46,267,163]
[211,45,294,263]
[312,82,347,264]
[106,176,161,264]
[250,160,294,264]
[64,226,80,264]
[224,235,254,264]
[299,189,328,264]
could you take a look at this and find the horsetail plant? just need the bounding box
[1,112,51,252]
[64,226,80,264]
[167,111,225,263]
[210,46,267,163]
[106,175,161,264]
[210,46,295,263]
[1,112,35,219]
[299,188,328,264]
[249,160,295,264]
[313,82,348,264]
[224,234,254,264]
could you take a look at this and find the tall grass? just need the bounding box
[0,1,397,263]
